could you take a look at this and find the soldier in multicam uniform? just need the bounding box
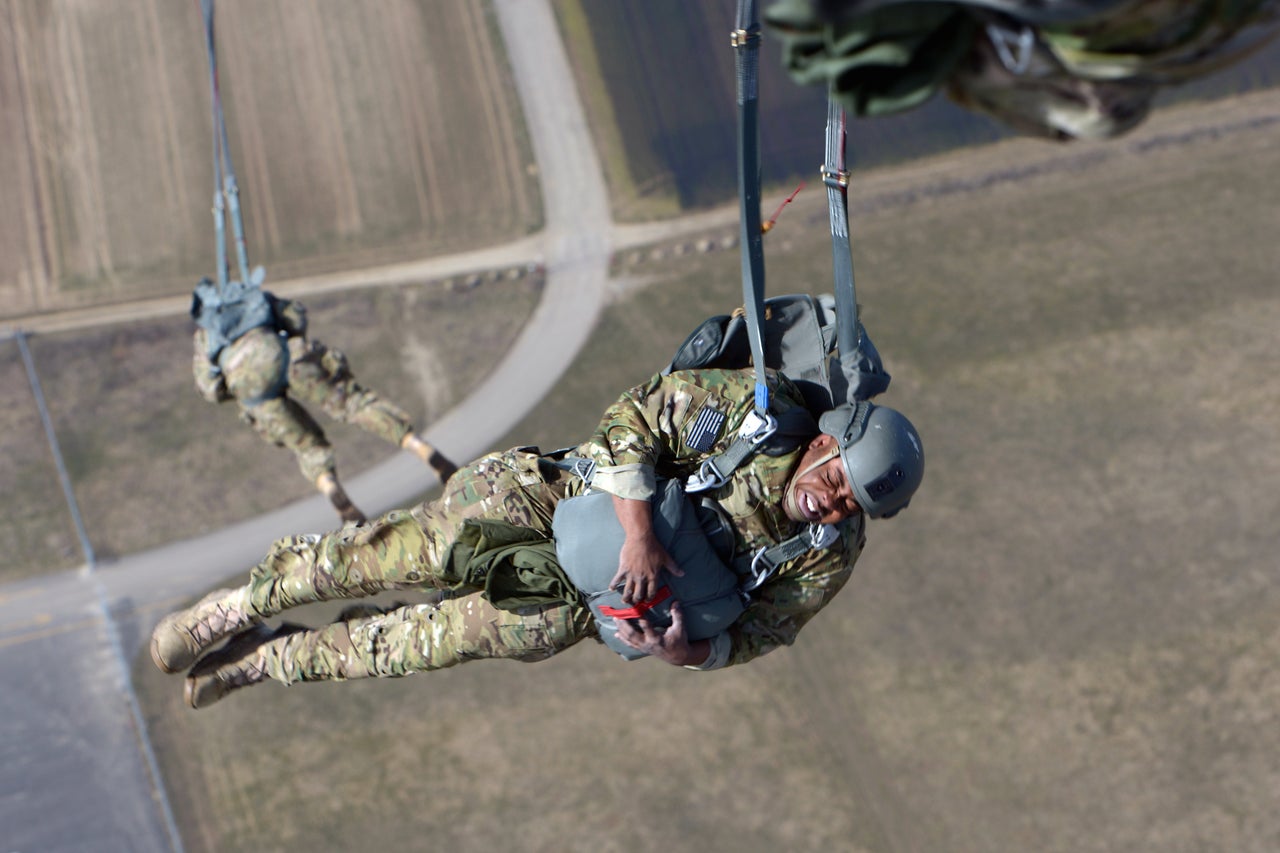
[765,0,1280,140]
[191,278,458,524]
[152,367,924,708]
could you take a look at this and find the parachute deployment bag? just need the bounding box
[552,479,746,660]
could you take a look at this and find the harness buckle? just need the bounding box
[568,457,596,486]
[730,27,760,49]
[743,546,774,593]
[737,409,777,445]
[807,523,839,550]
[686,458,729,493]
[985,21,1036,75]
[821,167,850,189]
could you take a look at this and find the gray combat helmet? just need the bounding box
[818,402,924,519]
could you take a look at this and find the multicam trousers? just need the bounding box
[286,337,416,447]
[239,448,596,684]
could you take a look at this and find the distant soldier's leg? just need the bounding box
[184,592,595,707]
[401,433,459,482]
[289,338,459,480]
[287,339,414,445]
[242,396,365,522]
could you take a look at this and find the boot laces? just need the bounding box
[185,598,247,647]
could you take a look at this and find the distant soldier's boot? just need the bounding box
[184,622,306,709]
[151,587,259,674]
[401,433,459,483]
[315,471,366,524]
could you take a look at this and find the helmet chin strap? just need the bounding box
[784,445,842,522]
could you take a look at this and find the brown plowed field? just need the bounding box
[0,0,540,321]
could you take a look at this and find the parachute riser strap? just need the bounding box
[824,97,863,404]
[732,0,770,416]
[197,0,253,289]
[741,522,839,593]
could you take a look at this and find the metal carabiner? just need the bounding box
[986,20,1036,76]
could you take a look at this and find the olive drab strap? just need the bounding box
[197,0,263,296]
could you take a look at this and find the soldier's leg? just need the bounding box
[241,396,365,522]
[243,449,566,615]
[287,339,416,446]
[288,338,459,480]
[152,510,431,674]
[153,449,570,673]
[184,592,596,707]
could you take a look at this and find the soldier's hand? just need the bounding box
[613,602,696,666]
[610,532,681,604]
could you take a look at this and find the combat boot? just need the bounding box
[184,622,305,709]
[401,433,459,483]
[315,471,366,524]
[151,587,259,674]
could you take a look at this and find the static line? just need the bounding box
[15,329,96,570]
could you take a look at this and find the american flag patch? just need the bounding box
[686,405,727,452]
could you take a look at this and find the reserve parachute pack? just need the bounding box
[553,478,746,660]
[190,271,274,365]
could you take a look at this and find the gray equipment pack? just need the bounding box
[553,479,746,660]
[190,273,275,366]
[664,292,890,493]
[665,291,890,414]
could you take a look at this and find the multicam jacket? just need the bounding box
[574,368,866,668]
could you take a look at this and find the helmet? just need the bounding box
[818,402,924,519]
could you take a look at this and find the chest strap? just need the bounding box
[740,522,840,593]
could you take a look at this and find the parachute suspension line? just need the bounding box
[196,0,255,290]
[762,181,805,234]
[197,0,227,292]
[731,0,770,418]
[822,96,863,405]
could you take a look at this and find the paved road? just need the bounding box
[0,2,611,850]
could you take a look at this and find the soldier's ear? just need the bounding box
[808,432,837,453]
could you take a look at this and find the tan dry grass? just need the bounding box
[137,96,1280,852]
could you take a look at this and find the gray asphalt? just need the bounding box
[0,2,610,850]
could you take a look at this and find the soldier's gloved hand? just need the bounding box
[613,602,699,666]
[610,532,681,605]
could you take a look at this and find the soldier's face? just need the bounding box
[784,433,862,525]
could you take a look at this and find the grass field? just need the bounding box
[134,94,1280,852]
[0,0,540,320]
[0,272,541,581]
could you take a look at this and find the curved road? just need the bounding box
[0,2,614,850]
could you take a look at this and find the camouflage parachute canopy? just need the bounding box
[764,0,1280,140]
